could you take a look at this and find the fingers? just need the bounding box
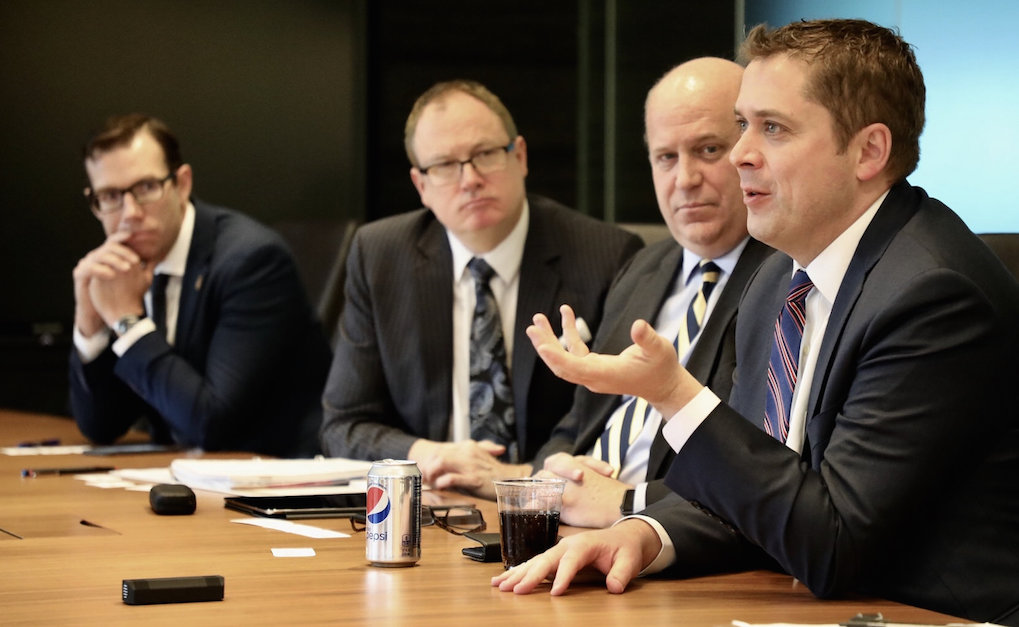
[475,440,507,456]
[541,453,584,482]
[575,455,615,477]
[492,545,563,594]
[558,305,590,356]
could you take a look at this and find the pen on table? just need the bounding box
[17,438,61,447]
[21,466,115,478]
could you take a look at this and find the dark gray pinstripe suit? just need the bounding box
[320,195,643,462]
[530,237,774,505]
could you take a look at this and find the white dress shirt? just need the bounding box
[446,200,529,443]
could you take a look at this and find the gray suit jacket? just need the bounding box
[531,237,774,504]
[320,195,643,462]
[649,182,1019,625]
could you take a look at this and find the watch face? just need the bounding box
[115,315,144,336]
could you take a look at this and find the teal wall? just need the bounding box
[746,0,1019,232]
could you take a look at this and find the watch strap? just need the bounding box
[620,488,636,517]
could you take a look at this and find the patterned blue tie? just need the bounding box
[764,270,813,442]
[467,258,517,462]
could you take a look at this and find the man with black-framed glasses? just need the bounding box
[71,114,331,457]
[321,80,642,492]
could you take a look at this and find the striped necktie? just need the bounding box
[763,269,813,442]
[677,260,721,357]
[593,260,721,478]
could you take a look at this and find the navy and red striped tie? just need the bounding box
[763,270,813,442]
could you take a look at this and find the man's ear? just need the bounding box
[175,163,194,199]
[410,166,427,198]
[854,123,891,182]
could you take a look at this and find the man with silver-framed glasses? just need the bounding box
[70,114,331,457]
[320,80,642,492]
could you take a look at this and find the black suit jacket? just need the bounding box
[320,195,643,462]
[69,200,332,457]
[649,182,1019,625]
[531,237,773,503]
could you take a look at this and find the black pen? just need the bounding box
[21,466,115,478]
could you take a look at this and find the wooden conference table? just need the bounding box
[0,409,965,626]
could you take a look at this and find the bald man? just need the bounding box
[528,57,774,528]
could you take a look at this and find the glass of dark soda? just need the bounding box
[492,478,566,568]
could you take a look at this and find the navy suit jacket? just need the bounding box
[531,237,773,504]
[647,182,1019,625]
[70,200,332,458]
[320,195,643,462]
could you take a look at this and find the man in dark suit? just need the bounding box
[529,58,773,528]
[494,20,1019,626]
[320,80,642,492]
[70,114,330,458]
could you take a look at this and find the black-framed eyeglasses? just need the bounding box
[418,141,515,185]
[349,506,485,536]
[84,172,176,214]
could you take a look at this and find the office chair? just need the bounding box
[273,218,359,347]
[978,233,1019,281]
[617,222,672,246]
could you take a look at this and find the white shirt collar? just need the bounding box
[798,190,889,303]
[153,201,196,278]
[448,198,530,283]
[680,236,750,286]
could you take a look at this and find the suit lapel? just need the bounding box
[176,201,215,351]
[512,204,560,446]
[414,218,455,441]
[685,238,771,378]
[574,243,682,455]
[805,183,919,437]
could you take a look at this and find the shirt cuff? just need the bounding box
[662,387,721,453]
[633,481,648,513]
[112,317,157,356]
[612,514,675,575]
[73,325,112,364]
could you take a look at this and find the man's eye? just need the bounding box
[135,180,160,193]
[97,190,121,203]
[736,119,748,133]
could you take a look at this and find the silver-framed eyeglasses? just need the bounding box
[84,172,176,214]
[418,141,516,185]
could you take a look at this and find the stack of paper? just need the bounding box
[169,458,372,493]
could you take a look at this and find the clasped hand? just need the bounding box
[73,232,151,334]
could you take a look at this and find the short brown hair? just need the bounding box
[740,19,925,181]
[403,80,518,167]
[83,114,183,172]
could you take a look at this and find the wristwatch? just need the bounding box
[619,488,636,517]
[113,313,146,337]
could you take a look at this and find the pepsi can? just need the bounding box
[365,459,421,567]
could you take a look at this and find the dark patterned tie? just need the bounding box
[763,270,813,442]
[467,258,517,462]
[150,273,170,338]
[677,260,721,356]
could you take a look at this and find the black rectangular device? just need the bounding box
[223,493,367,519]
[122,575,224,605]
